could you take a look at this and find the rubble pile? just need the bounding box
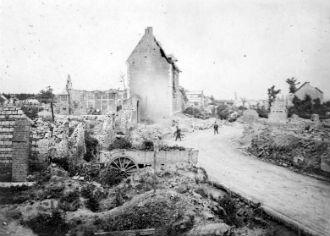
[130,115,217,146]
[173,115,217,133]
[243,118,330,177]
[87,115,115,149]
[29,115,118,173]
[0,164,293,236]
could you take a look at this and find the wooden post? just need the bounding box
[50,101,55,122]
[153,139,159,194]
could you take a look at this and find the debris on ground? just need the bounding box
[239,117,330,179]
[0,164,294,236]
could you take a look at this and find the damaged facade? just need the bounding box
[294,82,324,103]
[268,97,288,123]
[127,27,185,121]
[56,77,127,115]
[186,90,206,109]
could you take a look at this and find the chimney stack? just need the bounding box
[145,27,153,35]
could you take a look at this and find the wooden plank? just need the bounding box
[95,228,156,236]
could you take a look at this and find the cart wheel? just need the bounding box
[109,156,138,177]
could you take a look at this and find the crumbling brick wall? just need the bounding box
[0,106,30,182]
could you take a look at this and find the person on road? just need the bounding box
[213,122,219,134]
[174,126,182,141]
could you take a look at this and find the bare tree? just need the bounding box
[267,85,281,111]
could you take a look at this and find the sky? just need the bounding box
[0,0,330,100]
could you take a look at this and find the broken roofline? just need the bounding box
[57,88,126,94]
[127,27,181,72]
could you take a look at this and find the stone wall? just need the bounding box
[100,148,199,170]
[127,27,180,121]
[0,106,30,182]
[56,89,126,115]
[268,98,287,123]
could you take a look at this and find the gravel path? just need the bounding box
[167,123,330,236]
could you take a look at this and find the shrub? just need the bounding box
[256,106,269,118]
[216,105,231,120]
[0,186,30,204]
[104,199,179,231]
[21,105,39,120]
[81,185,100,212]
[24,210,69,236]
[84,131,99,162]
[98,167,124,187]
[108,138,132,150]
[218,195,242,227]
[141,140,154,150]
[59,191,80,211]
[184,107,209,119]
[51,158,69,172]
[194,187,208,198]
[184,107,202,116]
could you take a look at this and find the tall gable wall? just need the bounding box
[127,28,174,121]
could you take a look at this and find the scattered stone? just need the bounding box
[187,223,231,236]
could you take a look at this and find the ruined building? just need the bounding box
[294,82,324,103]
[186,90,206,109]
[56,76,127,115]
[0,106,30,182]
[268,97,288,123]
[127,27,185,121]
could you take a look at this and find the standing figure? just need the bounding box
[174,126,182,141]
[213,122,219,134]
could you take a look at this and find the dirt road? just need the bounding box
[167,123,330,236]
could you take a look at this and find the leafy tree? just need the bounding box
[37,86,55,103]
[216,105,230,120]
[288,95,330,119]
[286,77,300,93]
[267,85,281,111]
[2,93,37,100]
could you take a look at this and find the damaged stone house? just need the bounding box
[293,82,324,103]
[55,77,127,115]
[127,27,186,122]
[186,90,206,109]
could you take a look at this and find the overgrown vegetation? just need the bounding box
[108,137,132,150]
[81,184,100,212]
[216,105,231,120]
[0,186,30,205]
[288,95,330,119]
[103,199,184,232]
[183,107,209,119]
[98,166,124,187]
[24,210,69,236]
[84,131,99,162]
[21,105,39,120]
[256,105,269,118]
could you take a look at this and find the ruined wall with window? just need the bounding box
[55,89,126,115]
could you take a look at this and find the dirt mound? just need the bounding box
[248,127,329,177]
